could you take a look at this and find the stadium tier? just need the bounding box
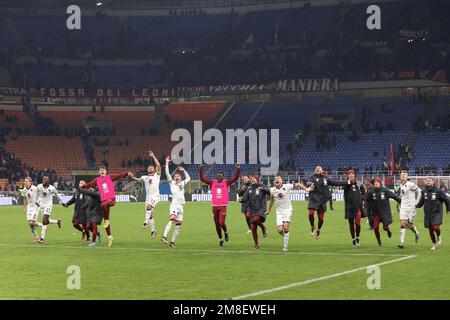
[2,0,449,88]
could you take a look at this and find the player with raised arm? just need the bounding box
[267,176,312,251]
[240,176,270,249]
[364,178,401,246]
[199,164,240,247]
[398,170,421,249]
[162,156,190,248]
[307,166,347,240]
[36,176,61,243]
[63,180,90,242]
[24,177,44,242]
[416,177,450,250]
[83,166,132,247]
[337,170,366,247]
[131,151,161,238]
[238,175,252,234]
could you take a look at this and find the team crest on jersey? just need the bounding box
[432,193,436,200]
[380,192,385,200]
[323,179,327,185]
[278,193,283,198]
[316,178,319,182]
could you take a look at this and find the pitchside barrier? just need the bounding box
[1,189,343,206]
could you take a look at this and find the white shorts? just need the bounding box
[399,208,416,222]
[26,207,39,222]
[276,210,292,226]
[39,206,53,216]
[169,203,184,222]
[146,197,160,208]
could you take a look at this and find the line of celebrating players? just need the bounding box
[22,151,450,251]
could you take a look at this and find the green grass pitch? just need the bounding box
[0,201,449,300]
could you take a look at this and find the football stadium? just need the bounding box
[1,0,450,305]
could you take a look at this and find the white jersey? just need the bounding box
[270,183,294,212]
[139,173,161,199]
[166,164,190,206]
[399,180,420,211]
[37,184,58,208]
[25,185,39,210]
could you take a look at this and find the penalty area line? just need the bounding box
[230,255,417,300]
[0,243,412,258]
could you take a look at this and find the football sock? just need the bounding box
[73,223,83,232]
[317,211,324,230]
[251,224,259,246]
[41,225,47,239]
[374,226,381,245]
[434,225,441,237]
[348,219,355,238]
[410,224,419,235]
[399,227,406,244]
[171,225,181,243]
[308,209,315,227]
[164,221,173,238]
[30,225,37,236]
[49,219,58,224]
[283,232,289,249]
[428,227,436,244]
[105,225,111,236]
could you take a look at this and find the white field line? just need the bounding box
[0,243,412,257]
[231,255,417,300]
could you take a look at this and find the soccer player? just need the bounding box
[238,175,252,234]
[36,176,61,243]
[240,176,270,249]
[132,151,161,238]
[398,170,421,248]
[307,166,346,240]
[78,187,103,247]
[63,180,90,242]
[340,170,365,247]
[24,177,44,242]
[161,156,190,248]
[416,177,450,250]
[83,166,132,247]
[364,178,401,246]
[267,176,312,251]
[199,163,240,247]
